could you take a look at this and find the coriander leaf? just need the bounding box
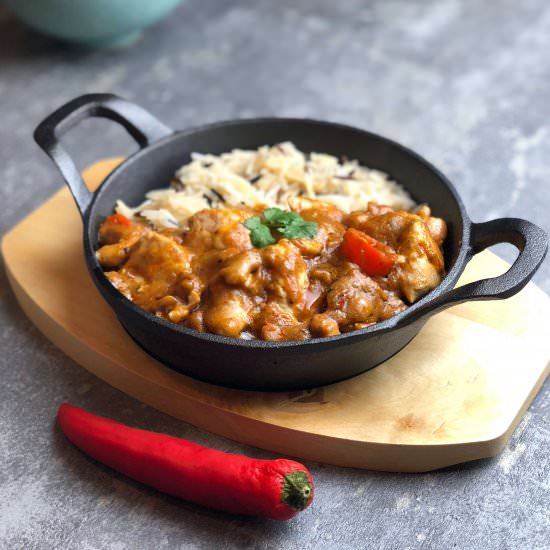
[264,207,301,228]
[244,216,276,248]
[278,218,318,240]
[244,208,318,247]
[243,216,262,230]
[264,207,319,240]
[263,207,318,239]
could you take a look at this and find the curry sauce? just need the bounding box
[96,198,446,341]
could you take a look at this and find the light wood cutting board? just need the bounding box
[2,158,549,472]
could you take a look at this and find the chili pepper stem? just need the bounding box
[281,471,313,511]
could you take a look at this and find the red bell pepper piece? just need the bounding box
[341,228,395,277]
[57,403,314,520]
[105,213,131,226]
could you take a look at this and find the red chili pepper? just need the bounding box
[57,404,314,520]
[105,213,131,226]
[341,228,395,277]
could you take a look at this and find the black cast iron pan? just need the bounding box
[34,94,548,391]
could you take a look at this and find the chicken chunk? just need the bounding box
[256,301,308,341]
[309,313,340,337]
[124,232,192,287]
[346,209,410,248]
[289,196,346,251]
[184,208,253,251]
[291,238,324,257]
[96,220,148,269]
[203,284,255,338]
[219,249,263,293]
[103,232,195,321]
[262,239,309,306]
[288,196,345,224]
[415,205,447,246]
[394,219,444,303]
[324,268,406,329]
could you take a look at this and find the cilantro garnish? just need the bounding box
[244,207,318,248]
[243,216,277,248]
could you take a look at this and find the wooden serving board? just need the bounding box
[3,158,550,472]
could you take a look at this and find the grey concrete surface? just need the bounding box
[1,1,549,548]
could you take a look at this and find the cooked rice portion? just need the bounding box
[116,142,415,230]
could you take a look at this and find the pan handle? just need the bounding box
[407,217,547,321]
[34,93,173,218]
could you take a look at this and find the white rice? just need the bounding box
[116,142,415,230]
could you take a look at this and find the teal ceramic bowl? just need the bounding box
[4,0,183,48]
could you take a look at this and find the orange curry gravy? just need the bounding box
[96,198,446,341]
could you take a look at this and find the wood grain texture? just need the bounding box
[3,158,549,472]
